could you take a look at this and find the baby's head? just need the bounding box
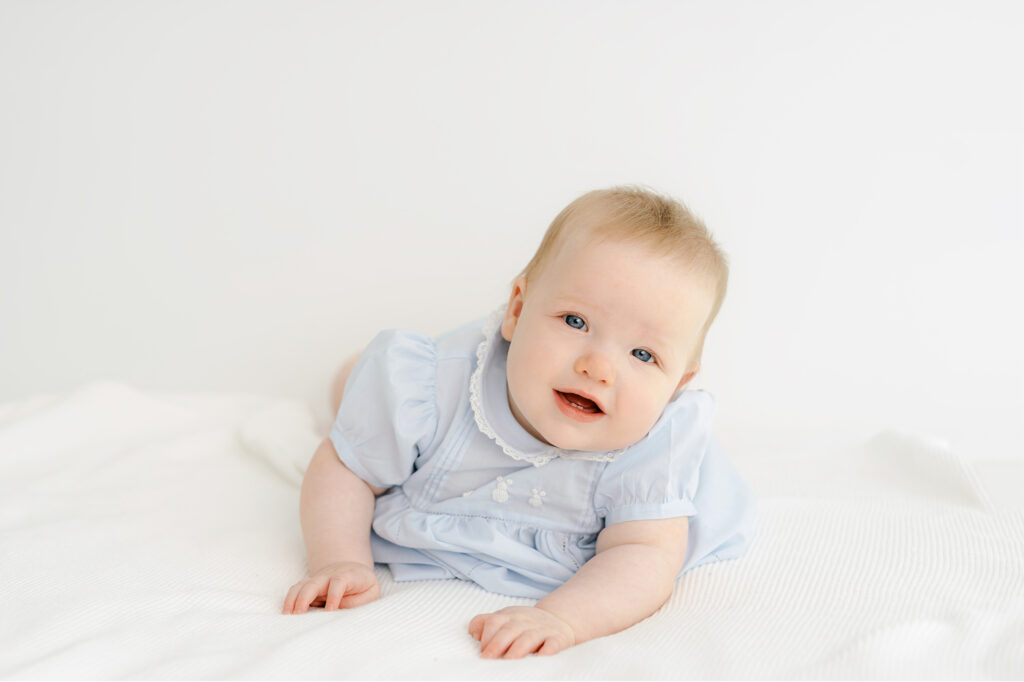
[500,186,728,452]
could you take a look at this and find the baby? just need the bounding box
[282,186,754,659]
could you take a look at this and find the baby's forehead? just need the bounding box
[546,237,716,314]
[556,228,709,281]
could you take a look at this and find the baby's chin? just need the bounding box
[541,429,639,454]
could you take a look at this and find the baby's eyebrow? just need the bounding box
[632,321,693,363]
[552,295,598,311]
[639,333,673,358]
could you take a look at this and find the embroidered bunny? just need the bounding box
[491,476,513,503]
[528,488,547,507]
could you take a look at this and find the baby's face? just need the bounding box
[501,234,716,452]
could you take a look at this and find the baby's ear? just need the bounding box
[675,362,700,392]
[501,277,527,342]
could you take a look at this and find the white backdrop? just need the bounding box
[1,1,1021,460]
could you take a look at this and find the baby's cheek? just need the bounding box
[629,394,671,437]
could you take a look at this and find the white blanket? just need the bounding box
[1,382,1021,679]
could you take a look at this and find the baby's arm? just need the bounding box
[468,517,688,658]
[282,437,388,614]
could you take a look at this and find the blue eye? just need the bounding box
[632,349,654,363]
[564,314,587,330]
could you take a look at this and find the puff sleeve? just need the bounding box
[329,329,439,490]
[593,391,717,526]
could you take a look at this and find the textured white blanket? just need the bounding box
[1,382,1021,679]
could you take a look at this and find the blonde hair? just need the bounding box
[519,185,729,362]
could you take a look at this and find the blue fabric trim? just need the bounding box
[603,499,698,526]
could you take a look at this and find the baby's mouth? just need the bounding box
[556,391,603,414]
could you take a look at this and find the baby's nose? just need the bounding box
[574,352,615,385]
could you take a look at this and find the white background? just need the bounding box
[1,1,1021,460]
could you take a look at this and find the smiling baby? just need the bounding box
[282,186,754,659]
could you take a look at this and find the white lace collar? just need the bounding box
[468,307,626,467]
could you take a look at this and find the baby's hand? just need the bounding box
[282,561,380,614]
[468,606,575,659]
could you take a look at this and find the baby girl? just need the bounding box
[282,186,754,659]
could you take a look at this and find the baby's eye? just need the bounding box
[563,314,587,331]
[632,349,655,363]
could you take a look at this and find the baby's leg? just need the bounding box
[328,351,362,417]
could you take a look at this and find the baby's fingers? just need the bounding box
[536,634,572,657]
[323,577,350,611]
[468,614,486,641]
[293,578,328,614]
[337,582,380,609]
[282,583,301,614]
[476,614,510,650]
[503,630,546,659]
[481,623,523,659]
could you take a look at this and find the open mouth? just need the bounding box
[554,390,605,422]
[557,391,602,413]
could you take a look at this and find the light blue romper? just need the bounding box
[330,310,755,599]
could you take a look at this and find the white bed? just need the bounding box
[1,381,1021,679]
